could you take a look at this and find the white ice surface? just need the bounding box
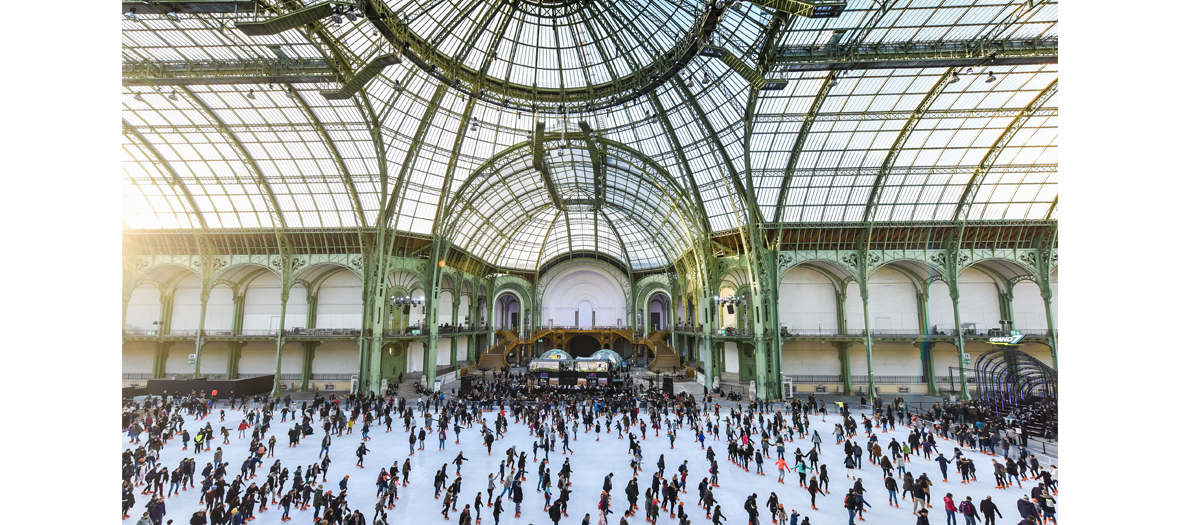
[124,403,1056,524]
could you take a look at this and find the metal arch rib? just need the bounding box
[123,120,209,229]
[287,85,367,228]
[598,209,633,270]
[647,92,712,235]
[773,73,836,225]
[427,1,513,234]
[670,76,765,227]
[180,86,287,229]
[355,92,386,219]
[862,68,958,224]
[1043,195,1057,221]
[431,95,477,234]
[381,83,449,226]
[953,79,1058,222]
[968,0,1046,56]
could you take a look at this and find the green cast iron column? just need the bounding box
[300,341,318,392]
[1041,288,1057,370]
[270,290,289,397]
[835,286,852,394]
[192,290,210,379]
[917,290,938,394]
[948,284,971,400]
[861,286,878,401]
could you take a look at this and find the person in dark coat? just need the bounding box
[512,479,524,517]
[978,496,1001,525]
[1015,495,1040,523]
[915,508,931,525]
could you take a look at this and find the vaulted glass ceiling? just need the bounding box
[122,0,1059,270]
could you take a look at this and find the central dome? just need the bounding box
[378,0,717,112]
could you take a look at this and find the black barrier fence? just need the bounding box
[144,375,274,399]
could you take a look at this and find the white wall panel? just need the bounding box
[780,341,840,376]
[242,272,282,330]
[315,272,361,329]
[541,265,626,328]
[455,337,469,362]
[1011,281,1046,330]
[406,341,425,373]
[956,268,1001,332]
[869,343,922,375]
[122,342,155,373]
[439,291,455,325]
[438,338,451,366]
[165,342,195,374]
[126,285,162,331]
[200,342,229,375]
[170,274,204,330]
[204,285,235,332]
[778,267,838,332]
[311,341,359,374]
[724,342,739,373]
[239,342,275,375]
[866,267,919,330]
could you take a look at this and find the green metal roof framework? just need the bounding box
[123,0,1058,272]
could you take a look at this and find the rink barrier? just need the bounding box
[144,374,274,399]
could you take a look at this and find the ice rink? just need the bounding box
[123,398,1057,524]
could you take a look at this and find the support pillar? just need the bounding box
[300,341,318,391]
[916,290,938,394]
[159,293,175,335]
[836,342,852,395]
[270,291,289,397]
[152,341,171,379]
[861,287,878,401]
[192,291,209,379]
[226,341,244,380]
[1041,289,1057,370]
[424,334,439,387]
[948,285,971,401]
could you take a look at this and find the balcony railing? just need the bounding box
[124,328,362,337]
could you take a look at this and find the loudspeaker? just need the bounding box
[727,304,734,315]
[403,305,411,315]
[459,376,473,397]
[662,377,673,395]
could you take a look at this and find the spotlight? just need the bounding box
[830,78,838,88]
[332,14,342,25]
[966,67,973,74]
[168,90,178,101]
[686,75,694,88]
[949,71,960,84]
[286,86,296,99]
[344,11,357,22]
[124,8,137,20]
[133,93,144,102]
[985,71,996,83]
[246,89,256,100]
[166,9,181,21]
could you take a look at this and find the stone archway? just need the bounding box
[568,335,600,358]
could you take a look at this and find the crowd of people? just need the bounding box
[121,375,1059,525]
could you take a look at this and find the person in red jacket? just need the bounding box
[942,492,957,525]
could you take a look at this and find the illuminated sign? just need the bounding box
[989,330,1025,345]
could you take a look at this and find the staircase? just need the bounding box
[646,330,681,372]
[477,330,518,369]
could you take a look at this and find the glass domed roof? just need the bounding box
[122,0,1059,272]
